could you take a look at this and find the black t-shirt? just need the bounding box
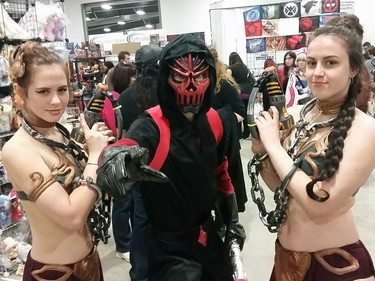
[228,63,255,93]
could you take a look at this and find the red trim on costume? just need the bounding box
[216,158,234,194]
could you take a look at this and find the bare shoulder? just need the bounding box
[351,110,375,139]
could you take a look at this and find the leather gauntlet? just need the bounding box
[97,145,168,199]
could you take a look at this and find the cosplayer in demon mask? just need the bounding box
[97,34,246,280]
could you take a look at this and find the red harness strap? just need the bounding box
[146,105,223,170]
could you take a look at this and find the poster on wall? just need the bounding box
[262,20,279,36]
[243,6,262,22]
[286,34,306,50]
[320,13,340,26]
[245,21,262,37]
[280,2,301,18]
[261,4,280,19]
[321,0,340,14]
[266,36,287,51]
[246,38,266,53]
[278,18,299,35]
[299,16,320,33]
[300,0,322,16]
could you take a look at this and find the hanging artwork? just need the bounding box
[245,21,262,37]
[280,2,301,18]
[286,34,307,50]
[301,0,322,16]
[266,36,287,51]
[261,4,280,20]
[262,20,279,36]
[243,6,262,22]
[246,38,266,53]
[320,13,340,26]
[299,16,320,33]
[321,0,340,14]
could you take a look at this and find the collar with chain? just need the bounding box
[21,119,88,167]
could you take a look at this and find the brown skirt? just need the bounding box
[23,246,103,281]
[270,239,375,281]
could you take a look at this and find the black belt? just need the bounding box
[153,216,213,243]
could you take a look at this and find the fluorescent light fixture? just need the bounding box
[101,4,112,10]
[117,21,125,25]
[136,10,145,15]
[104,28,111,32]
[86,17,91,21]
[146,24,152,28]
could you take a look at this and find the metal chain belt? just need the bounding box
[248,157,289,233]
[87,191,112,245]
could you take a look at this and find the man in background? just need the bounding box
[107,50,131,91]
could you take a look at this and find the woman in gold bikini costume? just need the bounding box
[251,15,375,281]
[2,42,114,280]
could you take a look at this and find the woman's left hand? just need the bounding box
[254,106,281,151]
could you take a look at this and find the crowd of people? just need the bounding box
[1,13,374,281]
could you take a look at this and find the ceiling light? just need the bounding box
[101,4,112,10]
[136,10,145,15]
[146,24,152,28]
[117,21,125,25]
[104,28,111,32]
[86,17,91,21]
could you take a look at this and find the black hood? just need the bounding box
[157,34,216,121]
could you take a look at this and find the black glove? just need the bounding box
[216,193,246,250]
[97,145,168,199]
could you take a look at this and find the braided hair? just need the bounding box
[305,16,364,201]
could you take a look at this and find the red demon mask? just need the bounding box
[168,53,209,113]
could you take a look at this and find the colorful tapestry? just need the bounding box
[286,34,306,50]
[320,13,340,26]
[266,36,287,51]
[262,20,279,36]
[301,0,322,16]
[246,38,266,53]
[261,4,280,19]
[321,0,340,13]
[245,21,262,37]
[280,2,301,18]
[299,16,320,33]
[243,6,262,22]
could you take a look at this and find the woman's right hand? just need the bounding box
[79,114,115,159]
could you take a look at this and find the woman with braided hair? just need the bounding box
[251,15,375,280]
[2,42,114,280]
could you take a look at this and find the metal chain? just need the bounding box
[87,191,112,245]
[248,157,289,233]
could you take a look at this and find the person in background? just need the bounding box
[97,34,246,281]
[263,58,278,75]
[102,61,114,84]
[362,41,372,61]
[104,62,136,262]
[327,15,373,113]
[227,51,255,139]
[107,51,131,91]
[2,42,114,280]
[209,46,248,212]
[251,14,375,280]
[285,53,311,108]
[278,51,296,93]
[118,44,162,281]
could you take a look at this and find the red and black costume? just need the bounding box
[97,34,245,281]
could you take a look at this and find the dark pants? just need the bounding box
[148,219,233,281]
[240,93,250,139]
[130,185,150,281]
[112,193,133,253]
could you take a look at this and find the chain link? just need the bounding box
[87,191,112,245]
[248,156,289,233]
